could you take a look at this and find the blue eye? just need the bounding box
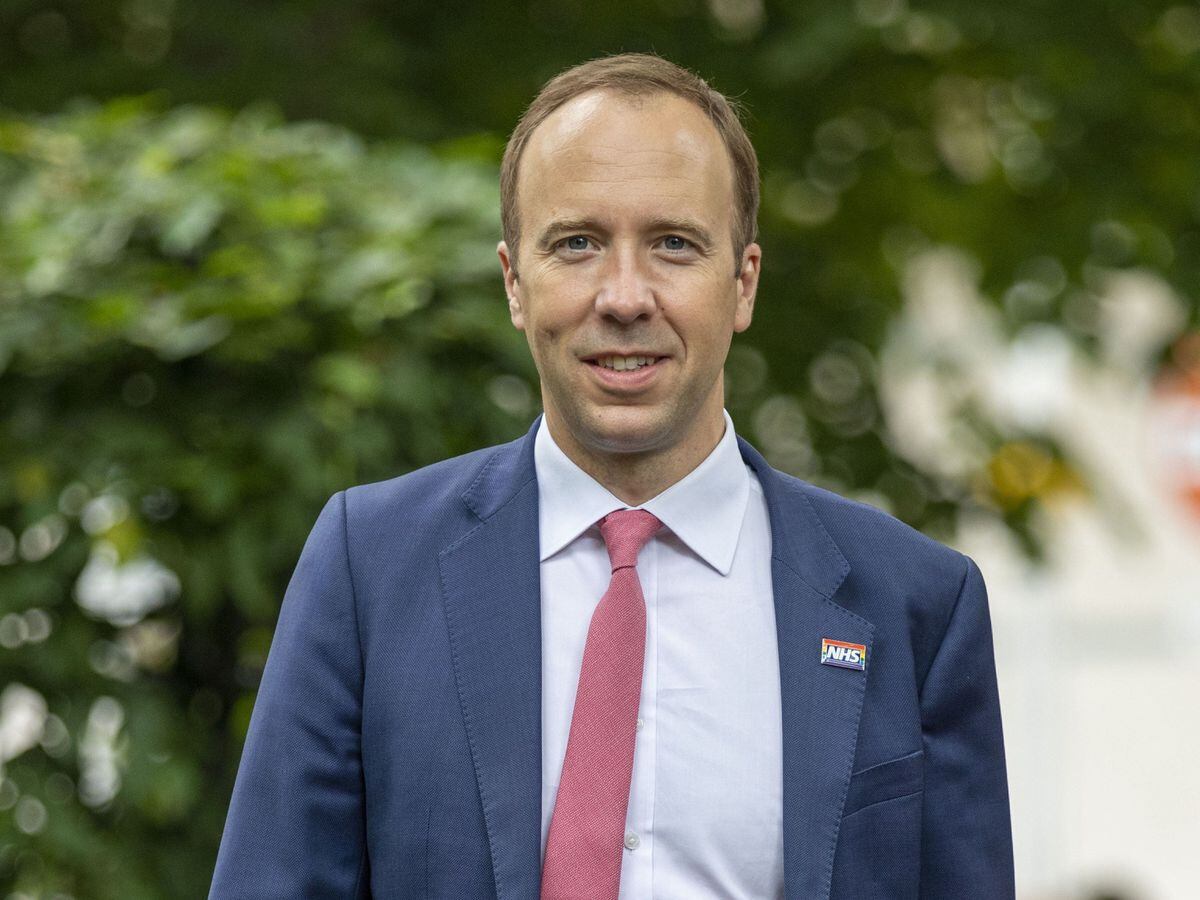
[663,235,689,251]
[565,235,590,251]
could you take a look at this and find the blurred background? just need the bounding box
[1,1,1198,897]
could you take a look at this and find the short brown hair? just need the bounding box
[500,53,759,272]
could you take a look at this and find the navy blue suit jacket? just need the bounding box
[210,421,1014,898]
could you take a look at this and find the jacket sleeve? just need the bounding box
[210,491,370,899]
[918,555,1015,898]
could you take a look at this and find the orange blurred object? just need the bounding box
[1150,332,1200,522]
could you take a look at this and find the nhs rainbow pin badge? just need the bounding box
[820,638,867,671]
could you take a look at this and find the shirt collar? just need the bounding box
[533,411,751,575]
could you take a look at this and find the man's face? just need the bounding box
[498,89,761,464]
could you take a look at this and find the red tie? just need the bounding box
[541,509,663,900]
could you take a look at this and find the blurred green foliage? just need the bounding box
[0,101,530,897]
[1,1,1198,897]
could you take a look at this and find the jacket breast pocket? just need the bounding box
[842,748,924,818]
[831,749,924,898]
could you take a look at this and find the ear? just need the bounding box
[733,242,761,333]
[497,240,525,330]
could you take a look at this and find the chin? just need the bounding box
[575,406,683,456]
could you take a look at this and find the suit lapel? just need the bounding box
[439,426,543,900]
[739,439,874,900]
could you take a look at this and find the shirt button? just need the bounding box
[624,832,640,850]
[636,717,644,731]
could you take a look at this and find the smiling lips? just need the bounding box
[583,353,666,388]
[591,354,661,371]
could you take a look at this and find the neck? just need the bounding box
[544,409,727,507]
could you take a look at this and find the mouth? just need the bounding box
[581,352,668,390]
[583,353,666,372]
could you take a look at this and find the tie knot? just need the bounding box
[598,508,662,571]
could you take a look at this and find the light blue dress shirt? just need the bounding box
[535,411,785,899]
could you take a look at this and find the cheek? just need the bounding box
[523,285,591,345]
[531,323,560,351]
[662,291,739,350]
[526,320,572,374]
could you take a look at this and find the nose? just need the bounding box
[594,248,656,323]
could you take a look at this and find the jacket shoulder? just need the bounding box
[779,474,982,698]
[314,437,530,604]
[344,443,497,513]
[786,474,970,597]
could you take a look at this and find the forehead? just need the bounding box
[517,89,735,230]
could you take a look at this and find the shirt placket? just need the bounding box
[620,536,657,898]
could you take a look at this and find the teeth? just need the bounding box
[599,355,654,370]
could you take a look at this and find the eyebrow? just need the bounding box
[535,218,599,249]
[534,216,717,251]
[644,217,716,250]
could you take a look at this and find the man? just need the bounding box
[210,53,1014,899]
